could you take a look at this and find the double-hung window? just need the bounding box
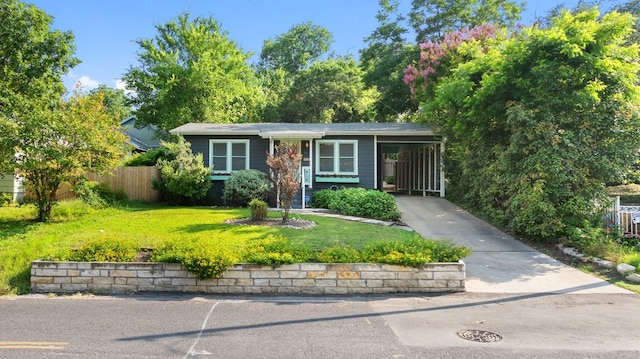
[209,140,249,174]
[316,140,358,176]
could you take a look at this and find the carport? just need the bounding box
[377,137,444,197]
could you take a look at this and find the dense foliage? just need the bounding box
[154,136,211,205]
[312,188,402,222]
[222,169,270,207]
[406,9,640,241]
[124,13,264,133]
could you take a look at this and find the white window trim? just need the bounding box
[209,139,250,174]
[315,140,358,176]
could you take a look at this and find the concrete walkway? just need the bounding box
[395,195,632,294]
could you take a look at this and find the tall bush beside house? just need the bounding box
[404,9,640,241]
[154,136,211,205]
[222,169,270,207]
[266,142,302,221]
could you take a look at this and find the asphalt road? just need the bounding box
[1,292,640,358]
[2,196,639,358]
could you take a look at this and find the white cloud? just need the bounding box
[75,75,100,91]
[115,79,136,97]
[115,79,127,90]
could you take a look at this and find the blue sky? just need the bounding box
[27,0,616,92]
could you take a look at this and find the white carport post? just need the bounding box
[440,141,446,197]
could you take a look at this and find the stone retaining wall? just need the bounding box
[31,261,465,295]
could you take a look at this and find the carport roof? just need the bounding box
[170,122,437,138]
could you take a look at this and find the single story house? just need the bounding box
[170,122,444,208]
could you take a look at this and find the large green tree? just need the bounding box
[406,9,640,240]
[0,91,127,221]
[281,57,378,123]
[124,13,264,133]
[360,0,418,122]
[89,84,132,123]
[258,21,333,75]
[409,0,523,41]
[0,0,78,114]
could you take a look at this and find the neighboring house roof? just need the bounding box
[121,116,164,150]
[170,122,438,138]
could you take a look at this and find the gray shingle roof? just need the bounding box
[170,122,436,137]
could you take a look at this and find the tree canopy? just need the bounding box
[360,0,418,121]
[258,21,333,75]
[405,8,640,240]
[409,0,523,42]
[89,84,132,123]
[0,0,78,113]
[0,91,127,221]
[124,13,265,133]
[280,57,378,123]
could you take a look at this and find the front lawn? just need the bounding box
[0,200,469,295]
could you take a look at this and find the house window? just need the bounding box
[209,140,249,174]
[316,140,358,175]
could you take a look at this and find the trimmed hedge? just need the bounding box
[312,188,401,221]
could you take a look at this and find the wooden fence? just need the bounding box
[26,167,160,202]
[86,167,160,202]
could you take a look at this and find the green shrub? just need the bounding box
[73,176,126,209]
[151,239,239,280]
[222,169,269,207]
[49,200,94,221]
[384,175,395,185]
[311,189,337,209]
[64,236,139,262]
[181,245,238,280]
[155,136,212,205]
[248,199,268,221]
[363,237,470,267]
[243,235,312,265]
[315,246,362,263]
[328,188,401,221]
[123,147,170,167]
[0,192,13,207]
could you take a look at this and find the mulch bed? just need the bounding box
[224,217,317,229]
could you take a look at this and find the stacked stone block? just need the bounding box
[31,261,465,295]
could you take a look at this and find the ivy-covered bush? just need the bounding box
[314,188,401,221]
[222,169,269,207]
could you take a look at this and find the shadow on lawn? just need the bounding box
[0,218,39,241]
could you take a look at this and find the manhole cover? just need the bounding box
[457,329,503,343]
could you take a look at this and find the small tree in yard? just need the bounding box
[266,142,302,221]
[155,136,211,205]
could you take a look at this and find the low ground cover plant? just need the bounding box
[1,200,469,292]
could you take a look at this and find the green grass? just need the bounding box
[0,200,445,295]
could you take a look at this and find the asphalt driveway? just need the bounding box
[395,195,631,294]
